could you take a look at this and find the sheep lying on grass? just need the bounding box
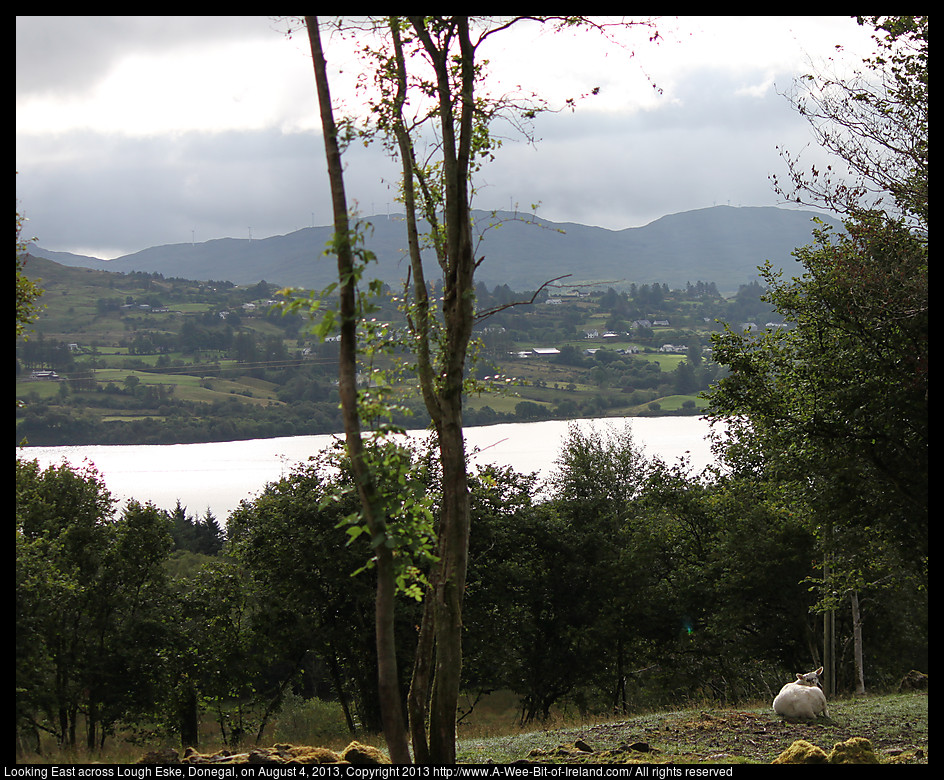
[773,667,830,720]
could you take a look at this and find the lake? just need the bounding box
[16,416,719,520]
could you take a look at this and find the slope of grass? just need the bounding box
[19,692,925,765]
[455,692,928,764]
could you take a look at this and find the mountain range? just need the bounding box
[29,205,840,293]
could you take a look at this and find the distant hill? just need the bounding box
[29,205,841,293]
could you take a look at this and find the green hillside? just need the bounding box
[16,252,780,446]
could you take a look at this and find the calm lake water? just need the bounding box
[16,416,718,520]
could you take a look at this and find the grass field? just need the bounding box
[17,690,927,765]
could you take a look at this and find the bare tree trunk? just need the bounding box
[405,17,477,766]
[822,545,836,698]
[850,590,866,695]
[176,677,199,748]
[382,23,438,765]
[305,17,411,765]
[325,647,357,734]
[407,594,435,764]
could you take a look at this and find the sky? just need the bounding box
[16,16,879,259]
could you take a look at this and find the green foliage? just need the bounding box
[278,218,440,606]
[166,500,225,555]
[15,418,928,755]
[706,17,928,693]
[225,451,423,734]
[709,216,927,566]
[276,220,382,342]
[16,209,45,340]
[710,18,928,603]
[548,421,650,506]
[462,426,832,720]
[329,437,438,601]
[172,559,263,745]
[16,459,174,749]
[276,216,440,606]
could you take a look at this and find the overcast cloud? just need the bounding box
[16,16,878,258]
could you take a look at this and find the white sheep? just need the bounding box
[772,667,830,720]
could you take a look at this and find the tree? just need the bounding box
[167,501,225,556]
[772,16,927,234]
[372,18,478,763]
[303,18,418,763]
[17,207,45,341]
[298,16,659,763]
[709,16,927,693]
[17,458,113,747]
[638,458,825,699]
[83,500,174,748]
[542,423,660,714]
[465,487,586,723]
[166,558,263,747]
[711,14,928,563]
[226,450,429,738]
[15,459,174,751]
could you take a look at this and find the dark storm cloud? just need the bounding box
[16,127,402,256]
[481,67,822,230]
[16,16,278,95]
